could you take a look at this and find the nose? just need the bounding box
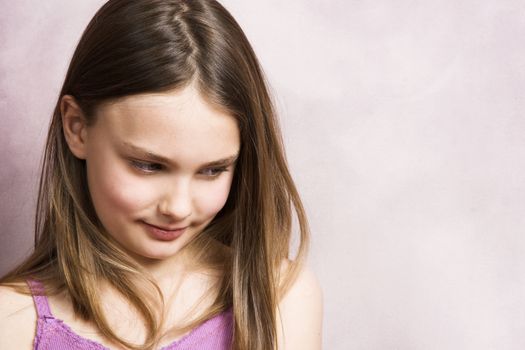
[158,180,192,221]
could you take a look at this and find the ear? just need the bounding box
[61,95,89,160]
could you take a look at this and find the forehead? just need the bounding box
[93,87,240,162]
[97,86,231,126]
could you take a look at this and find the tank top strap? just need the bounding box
[27,279,53,318]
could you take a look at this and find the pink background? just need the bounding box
[1,1,525,349]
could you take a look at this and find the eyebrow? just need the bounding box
[122,142,239,168]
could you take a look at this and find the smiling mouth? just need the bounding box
[144,222,188,231]
[142,221,188,241]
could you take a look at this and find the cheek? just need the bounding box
[193,177,233,218]
[87,161,152,221]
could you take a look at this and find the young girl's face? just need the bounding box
[82,85,240,262]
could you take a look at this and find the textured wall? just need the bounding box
[1,1,525,349]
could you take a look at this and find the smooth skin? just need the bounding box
[0,85,323,349]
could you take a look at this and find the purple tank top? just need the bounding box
[27,280,233,350]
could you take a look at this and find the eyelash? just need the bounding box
[131,161,163,173]
[129,161,228,178]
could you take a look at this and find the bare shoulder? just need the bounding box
[0,285,37,349]
[276,261,323,350]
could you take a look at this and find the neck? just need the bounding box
[129,249,195,287]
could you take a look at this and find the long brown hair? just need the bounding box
[1,1,309,349]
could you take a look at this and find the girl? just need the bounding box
[0,0,322,349]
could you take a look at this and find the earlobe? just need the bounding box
[61,95,89,160]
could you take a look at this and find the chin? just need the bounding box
[122,242,183,263]
[142,247,185,261]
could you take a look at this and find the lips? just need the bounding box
[145,222,187,231]
[142,221,188,241]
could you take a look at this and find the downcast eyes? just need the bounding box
[129,160,228,178]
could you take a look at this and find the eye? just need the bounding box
[130,160,163,173]
[199,167,228,178]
